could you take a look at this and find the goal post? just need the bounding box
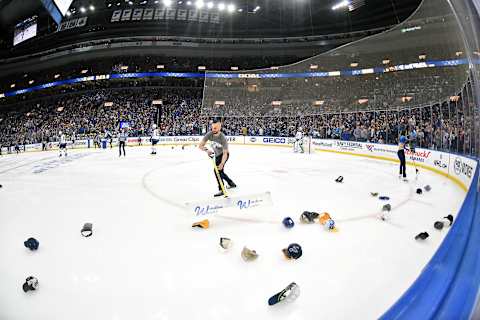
[293,136,312,154]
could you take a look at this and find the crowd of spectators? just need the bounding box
[220,103,474,155]
[0,87,204,146]
[1,51,467,111]
[0,86,476,156]
[203,65,467,116]
[0,55,301,93]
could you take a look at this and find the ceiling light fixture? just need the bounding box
[332,0,349,10]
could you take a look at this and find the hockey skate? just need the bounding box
[214,191,226,197]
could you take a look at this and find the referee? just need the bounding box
[398,134,407,180]
[118,128,127,157]
[199,119,236,197]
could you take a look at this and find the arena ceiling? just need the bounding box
[0,0,421,56]
[0,0,421,33]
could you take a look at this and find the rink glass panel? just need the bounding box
[201,0,480,159]
[203,5,480,308]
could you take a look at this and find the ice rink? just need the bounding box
[0,144,466,320]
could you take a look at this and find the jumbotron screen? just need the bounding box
[13,16,37,46]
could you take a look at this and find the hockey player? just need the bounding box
[198,119,236,197]
[94,133,101,149]
[41,135,47,151]
[105,129,113,148]
[151,124,160,155]
[398,134,407,181]
[294,128,304,153]
[59,131,67,157]
[14,142,20,154]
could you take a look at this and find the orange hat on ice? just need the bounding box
[192,219,210,229]
[319,213,331,225]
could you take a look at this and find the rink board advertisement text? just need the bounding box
[311,139,477,190]
[6,135,477,190]
[245,136,296,146]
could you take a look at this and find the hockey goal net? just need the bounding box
[293,136,312,154]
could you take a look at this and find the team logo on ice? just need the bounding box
[32,153,90,174]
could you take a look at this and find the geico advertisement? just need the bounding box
[246,136,293,145]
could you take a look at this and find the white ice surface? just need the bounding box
[0,145,466,320]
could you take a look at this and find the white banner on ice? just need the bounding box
[185,191,273,217]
